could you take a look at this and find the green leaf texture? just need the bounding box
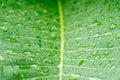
[0,0,120,80]
[0,0,60,80]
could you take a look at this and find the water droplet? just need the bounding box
[111,65,116,69]
[92,43,96,47]
[35,77,42,80]
[69,77,77,80]
[41,68,49,76]
[116,33,120,39]
[87,56,91,60]
[92,20,102,26]
[43,9,47,13]
[94,56,100,60]
[106,43,113,48]
[9,36,18,43]
[0,26,8,31]
[104,32,112,36]
[109,23,116,30]
[0,55,4,61]
[103,57,107,60]
[24,51,31,55]
[4,49,12,53]
[31,65,40,71]
[24,39,31,46]
[43,58,52,64]
[19,56,26,61]
[98,37,102,40]
[19,65,30,69]
[103,27,107,30]
[105,63,111,68]
[36,36,41,47]
[92,51,98,56]
[23,50,32,56]
[103,51,109,55]
[78,60,85,66]
[50,33,55,39]
[13,70,19,76]
[4,50,17,55]
[36,20,41,23]
[89,77,101,80]
[20,74,25,79]
[109,58,115,62]
[1,3,7,8]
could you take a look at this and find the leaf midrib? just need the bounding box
[58,0,64,80]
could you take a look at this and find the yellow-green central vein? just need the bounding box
[58,0,64,80]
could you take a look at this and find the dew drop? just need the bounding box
[43,9,47,13]
[23,51,31,55]
[4,49,12,53]
[4,49,17,55]
[104,32,112,36]
[9,36,18,43]
[0,26,8,31]
[20,74,25,79]
[106,42,114,48]
[109,23,116,30]
[24,39,31,46]
[94,56,100,60]
[116,33,120,39]
[36,36,42,47]
[19,65,30,69]
[87,56,91,60]
[19,56,26,61]
[69,77,77,80]
[103,51,109,56]
[92,20,102,26]
[89,77,101,80]
[78,60,85,66]
[13,70,19,76]
[43,58,52,64]
[36,20,41,23]
[41,68,49,76]
[105,63,111,68]
[92,51,98,56]
[36,77,42,80]
[111,65,116,69]
[50,33,56,39]
[31,65,40,71]
[1,3,7,8]
[0,55,4,61]
[109,58,115,62]
[103,57,107,60]
[92,43,96,47]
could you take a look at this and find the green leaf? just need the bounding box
[0,0,120,80]
[0,0,59,80]
[63,0,120,80]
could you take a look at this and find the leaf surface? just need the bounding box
[0,0,120,80]
[63,0,120,80]
[0,0,60,80]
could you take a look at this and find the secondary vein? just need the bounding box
[58,0,64,80]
